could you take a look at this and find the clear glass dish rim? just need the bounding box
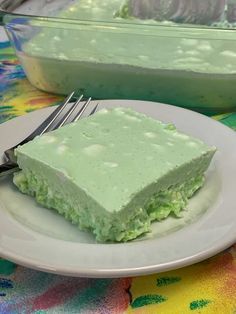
[1,5,236,36]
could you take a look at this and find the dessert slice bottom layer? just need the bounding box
[14,170,204,242]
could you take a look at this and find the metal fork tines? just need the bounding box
[0,93,98,178]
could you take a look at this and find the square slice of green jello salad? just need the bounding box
[13,107,216,242]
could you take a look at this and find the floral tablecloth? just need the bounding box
[0,36,236,314]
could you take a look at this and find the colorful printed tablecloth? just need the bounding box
[0,35,236,314]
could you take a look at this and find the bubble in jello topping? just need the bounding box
[83,144,105,156]
[57,145,68,155]
[103,162,118,168]
[144,132,156,138]
[40,135,57,144]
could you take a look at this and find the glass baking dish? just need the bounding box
[1,0,236,114]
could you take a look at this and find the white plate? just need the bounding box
[0,100,235,278]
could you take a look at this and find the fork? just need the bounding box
[0,92,98,178]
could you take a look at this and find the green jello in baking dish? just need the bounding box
[2,0,236,113]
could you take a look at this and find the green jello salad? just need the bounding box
[14,107,216,242]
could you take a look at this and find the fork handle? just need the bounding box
[0,161,19,178]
